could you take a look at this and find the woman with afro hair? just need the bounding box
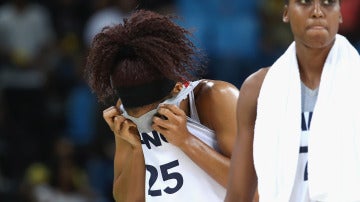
[85,9,239,202]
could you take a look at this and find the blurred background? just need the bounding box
[0,0,359,201]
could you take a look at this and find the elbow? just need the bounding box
[112,180,121,202]
[112,178,145,202]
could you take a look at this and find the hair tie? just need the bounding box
[111,45,136,73]
[115,78,176,108]
[118,45,136,59]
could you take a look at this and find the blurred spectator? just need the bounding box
[212,0,261,87]
[0,0,55,70]
[175,0,261,87]
[0,0,56,189]
[20,163,51,202]
[83,0,138,47]
[16,137,95,202]
[85,138,115,202]
[0,167,14,201]
[47,137,94,202]
[43,0,90,96]
[258,0,293,67]
[45,0,90,43]
[64,80,97,149]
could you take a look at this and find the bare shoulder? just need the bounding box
[239,67,269,100]
[195,79,239,99]
[235,67,270,135]
[192,79,239,129]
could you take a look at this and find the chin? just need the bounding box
[305,32,334,48]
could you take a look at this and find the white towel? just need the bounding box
[254,34,360,202]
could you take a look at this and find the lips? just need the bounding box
[307,21,327,30]
[309,25,326,30]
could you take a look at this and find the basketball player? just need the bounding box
[225,0,360,201]
[85,10,239,202]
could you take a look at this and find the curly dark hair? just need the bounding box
[85,9,205,104]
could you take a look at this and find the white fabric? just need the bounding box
[121,81,199,133]
[254,34,360,202]
[140,80,225,202]
[289,112,312,202]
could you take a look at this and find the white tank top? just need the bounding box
[289,82,318,202]
[140,80,226,202]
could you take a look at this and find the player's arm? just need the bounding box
[153,80,239,187]
[103,102,145,202]
[224,68,269,202]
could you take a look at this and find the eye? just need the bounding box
[322,0,336,5]
[298,0,312,5]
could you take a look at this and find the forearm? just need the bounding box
[224,142,257,202]
[225,128,258,202]
[179,134,230,187]
[113,137,145,202]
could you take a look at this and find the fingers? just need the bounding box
[113,116,138,132]
[152,124,167,136]
[114,117,141,147]
[103,105,121,116]
[103,99,122,123]
[103,106,121,130]
[153,104,186,130]
[113,116,127,132]
[157,104,185,119]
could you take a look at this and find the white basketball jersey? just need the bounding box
[289,83,318,202]
[140,80,226,202]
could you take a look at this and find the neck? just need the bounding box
[296,42,333,89]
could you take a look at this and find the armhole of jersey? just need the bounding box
[188,89,200,122]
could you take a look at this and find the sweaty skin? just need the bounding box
[103,80,239,202]
[224,68,268,202]
[225,0,342,201]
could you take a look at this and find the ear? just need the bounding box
[283,5,289,23]
[170,82,183,96]
[116,99,122,108]
[339,13,343,23]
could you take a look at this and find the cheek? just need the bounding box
[288,11,307,32]
[329,15,341,32]
[289,19,305,34]
[330,22,340,35]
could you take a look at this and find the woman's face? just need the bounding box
[283,0,342,48]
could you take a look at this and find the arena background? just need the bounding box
[0,0,359,201]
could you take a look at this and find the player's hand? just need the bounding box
[103,105,121,132]
[103,100,141,148]
[113,115,141,148]
[152,104,191,147]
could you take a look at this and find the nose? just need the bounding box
[311,1,324,18]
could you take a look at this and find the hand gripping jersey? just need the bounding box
[139,80,226,202]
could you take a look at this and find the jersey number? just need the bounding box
[145,160,184,196]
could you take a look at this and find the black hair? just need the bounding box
[85,9,206,104]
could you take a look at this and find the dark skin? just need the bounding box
[224,0,342,201]
[103,80,239,202]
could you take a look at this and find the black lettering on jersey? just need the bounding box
[300,111,312,181]
[304,162,308,181]
[299,146,308,153]
[141,131,168,149]
[146,160,184,196]
[301,112,313,131]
